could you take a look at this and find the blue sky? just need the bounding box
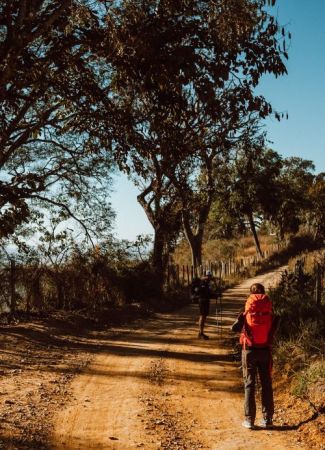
[258,0,325,172]
[111,0,325,241]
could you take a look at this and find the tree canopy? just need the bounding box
[94,0,289,269]
[0,0,115,240]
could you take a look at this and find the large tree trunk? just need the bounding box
[190,235,203,269]
[137,186,168,292]
[56,276,65,309]
[32,272,44,312]
[247,212,263,258]
[182,213,204,270]
[150,225,167,294]
[137,181,180,292]
[152,225,165,274]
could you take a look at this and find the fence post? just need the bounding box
[315,263,322,305]
[10,259,16,315]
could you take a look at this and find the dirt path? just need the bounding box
[50,268,307,450]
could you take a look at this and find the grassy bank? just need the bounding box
[269,249,325,449]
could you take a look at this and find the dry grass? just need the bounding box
[237,234,276,255]
[172,240,191,266]
[173,234,278,265]
[288,248,325,273]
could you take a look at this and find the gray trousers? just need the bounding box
[242,348,274,422]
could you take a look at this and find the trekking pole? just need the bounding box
[215,295,222,336]
[215,297,219,332]
[256,369,261,398]
[219,295,223,337]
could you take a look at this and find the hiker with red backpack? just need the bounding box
[232,283,278,430]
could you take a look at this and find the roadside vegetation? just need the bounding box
[268,249,325,447]
[270,250,325,399]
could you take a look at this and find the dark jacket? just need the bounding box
[191,277,215,300]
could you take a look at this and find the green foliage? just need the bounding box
[271,157,315,238]
[207,197,246,240]
[270,267,325,339]
[100,0,289,269]
[228,144,283,220]
[305,172,325,241]
[88,255,163,307]
[291,359,325,400]
[270,258,325,406]
[0,1,116,239]
[1,0,294,282]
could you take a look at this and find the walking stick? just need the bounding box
[216,294,223,336]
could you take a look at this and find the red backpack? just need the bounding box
[240,293,273,348]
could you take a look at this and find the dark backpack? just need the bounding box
[231,312,245,333]
[190,277,201,302]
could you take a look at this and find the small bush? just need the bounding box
[291,359,325,414]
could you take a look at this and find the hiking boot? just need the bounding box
[259,418,273,429]
[198,333,209,340]
[242,419,254,429]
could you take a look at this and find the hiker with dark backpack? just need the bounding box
[192,271,218,340]
[232,283,278,430]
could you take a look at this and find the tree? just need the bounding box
[306,173,325,241]
[271,157,315,240]
[232,142,283,257]
[137,182,182,277]
[0,0,115,238]
[127,154,182,279]
[169,144,229,267]
[96,0,289,271]
[206,165,247,241]
[209,143,316,257]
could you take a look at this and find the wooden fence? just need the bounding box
[1,245,324,315]
[166,244,283,288]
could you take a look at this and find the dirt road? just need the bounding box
[50,268,307,450]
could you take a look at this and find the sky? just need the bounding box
[110,0,325,241]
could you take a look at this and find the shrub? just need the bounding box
[270,256,325,411]
[269,267,325,339]
[291,359,325,399]
[291,359,325,413]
